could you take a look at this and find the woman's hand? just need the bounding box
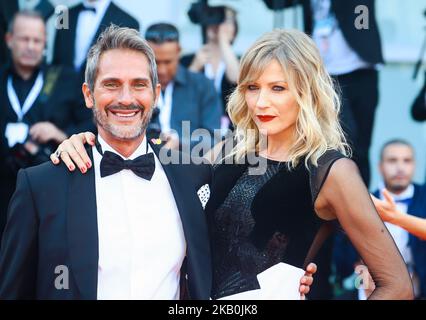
[299,262,317,300]
[370,189,402,224]
[188,44,211,72]
[50,132,96,173]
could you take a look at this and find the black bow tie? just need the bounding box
[96,139,155,180]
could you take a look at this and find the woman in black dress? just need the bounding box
[204,29,412,300]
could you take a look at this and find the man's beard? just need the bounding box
[385,176,410,193]
[92,102,153,141]
[386,182,410,194]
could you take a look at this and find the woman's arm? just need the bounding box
[372,190,426,240]
[316,158,414,299]
[392,213,426,241]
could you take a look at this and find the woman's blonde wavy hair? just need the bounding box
[226,28,350,169]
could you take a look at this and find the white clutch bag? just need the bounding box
[217,262,305,300]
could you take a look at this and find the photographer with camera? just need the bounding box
[0,10,92,239]
[181,3,239,130]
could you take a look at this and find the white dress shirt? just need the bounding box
[74,0,112,70]
[310,0,371,75]
[94,135,186,300]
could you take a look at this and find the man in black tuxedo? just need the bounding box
[0,10,92,242]
[0,25,212,300]
[52,0,139,75]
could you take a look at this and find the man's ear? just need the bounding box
[5,32,12,50]
[82,83,94,109]
[154,83,161,106]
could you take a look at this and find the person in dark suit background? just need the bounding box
[0,0,18,65]
[335,139,426,299]
[0,10,92,241]
[282,0,383,187]
[371,140,426,299]
[0,25,213,300]
[411,71,426,121]
[0,0,55,65]
[52,0,139,75]
[410,71,426,182]
[145,23,222,151]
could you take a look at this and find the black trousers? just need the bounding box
[333,68,379,187]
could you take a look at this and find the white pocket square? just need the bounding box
[197,184,210,209]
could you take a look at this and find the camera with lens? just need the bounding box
[188,0,227,26]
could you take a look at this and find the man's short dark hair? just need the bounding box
[380,139,414,161]
[8,9,44,33]
[145,23,179,44]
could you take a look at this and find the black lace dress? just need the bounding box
[205,150,411,300]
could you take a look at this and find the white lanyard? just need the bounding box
[7,71,44,121]
[157,82,174,133]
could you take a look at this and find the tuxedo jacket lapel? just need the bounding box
[82,3,115,68]
[68,8,80,63]
[67,147,99,299]
[93,2,115,41]
[55,6,79,66]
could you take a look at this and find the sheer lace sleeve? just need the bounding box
[317,157,414,300]
[309,150,345,205]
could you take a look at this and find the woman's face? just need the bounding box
[245,59,299,139]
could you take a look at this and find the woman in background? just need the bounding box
[181,6,239,130]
